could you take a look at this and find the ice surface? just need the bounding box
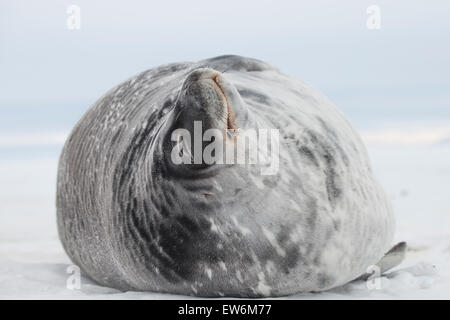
[1,136,450,299]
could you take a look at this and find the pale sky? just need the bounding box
[1,0,449,131]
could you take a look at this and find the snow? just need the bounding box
[1,133,450,299]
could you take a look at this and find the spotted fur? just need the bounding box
[57,55,395,297]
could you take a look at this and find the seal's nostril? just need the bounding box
[185,67,221,83]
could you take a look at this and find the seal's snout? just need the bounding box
[177,67,248,131]
[159,67,251,171]
[178,68,233,131]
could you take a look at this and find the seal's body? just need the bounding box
[57,55,397,297]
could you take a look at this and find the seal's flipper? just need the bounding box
[357,242,407,281]
[377,242,408,274]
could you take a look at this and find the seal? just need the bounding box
[56,55,405,297]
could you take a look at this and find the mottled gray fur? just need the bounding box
[57,55,399,297]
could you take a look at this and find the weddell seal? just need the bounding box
[57,55,406,297]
